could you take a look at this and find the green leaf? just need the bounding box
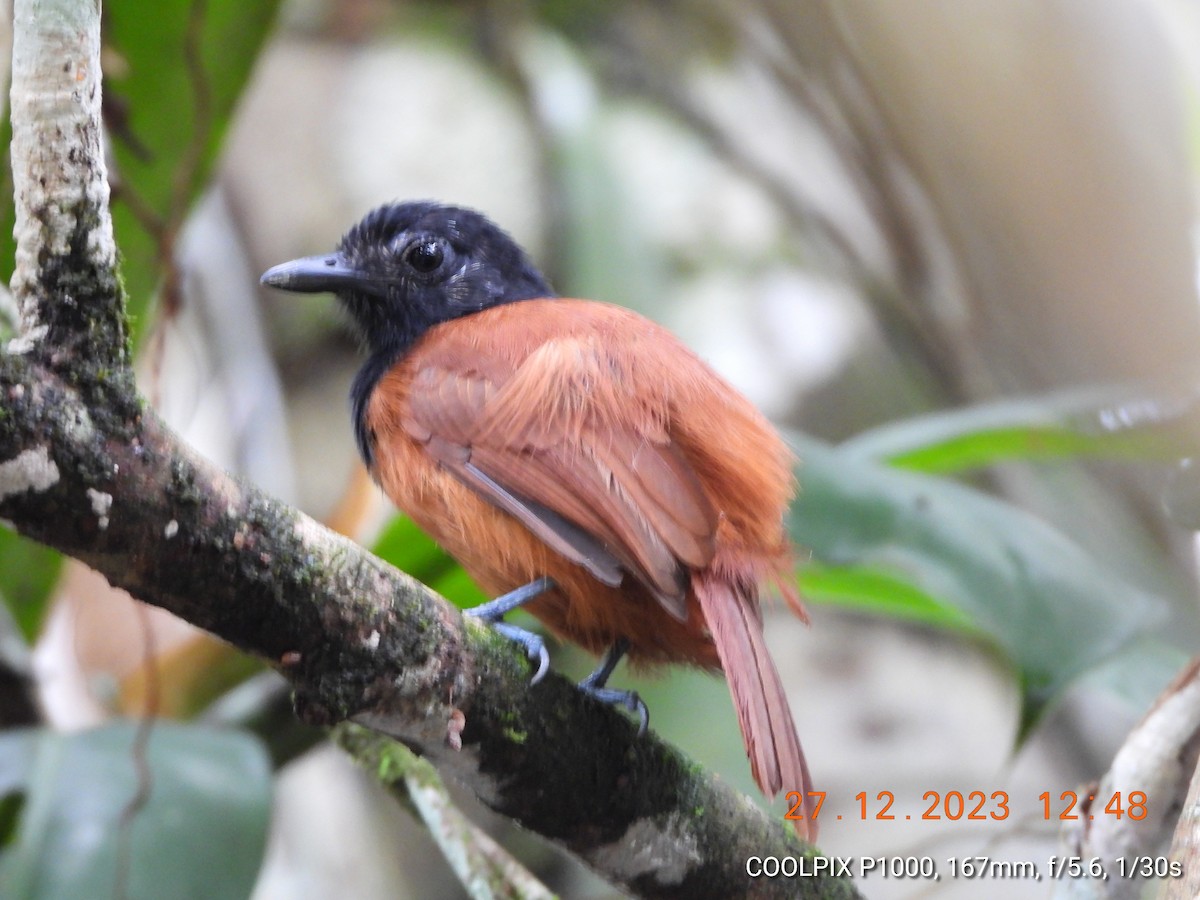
[798,562,977,635]
[371,516,486,610]
[840,386,1187,474]
[788,434,1166,734]
[103,0,282,343]
[0,528,63,644]
[427,565,487,610]
[0,721,271,900]
[0,791,24,850]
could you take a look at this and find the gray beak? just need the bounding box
[261,254,390,296]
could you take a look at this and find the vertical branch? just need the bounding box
[9,0,126,379]
[1067,658,1200,895]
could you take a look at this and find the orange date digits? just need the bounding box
[1039,790,1147,820]
[783,791,826,821]
[1105,791,1147,820]
[1041,790,1079,820]
[921,790,1010,820]
[855,790,896,820]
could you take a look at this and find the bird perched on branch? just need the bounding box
[262,201,816,838]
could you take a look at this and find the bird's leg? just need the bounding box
[579,638,649,736]
[466,576,555,683]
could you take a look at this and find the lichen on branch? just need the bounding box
[9,0,127,378]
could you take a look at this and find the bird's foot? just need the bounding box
[578,682,649,737]
[578,638,649,736]
[489,622,549,684]
[466,577,555,684]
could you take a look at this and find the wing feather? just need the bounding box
[402,331,717,618]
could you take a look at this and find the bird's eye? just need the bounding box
[403,239,446,275]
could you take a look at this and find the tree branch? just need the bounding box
[0,1,861,897]
[10,0,126,378]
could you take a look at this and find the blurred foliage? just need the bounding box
[0,0,282,345]
[119,636,265,720]
[0,722,271,900]
[788,432,1169,736]
[797,562,976,634]
[0,531,62,645]
[103,0,282,344]
[371,514,487,609]
[841,386,1192,474]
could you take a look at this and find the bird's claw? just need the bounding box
[579,684,650,737]
[576,638,647,734]
[490,621,549,684]
[465,578,556,684]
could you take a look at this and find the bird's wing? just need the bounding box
[403,334,717,619]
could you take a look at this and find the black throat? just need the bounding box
[350,349,398,469]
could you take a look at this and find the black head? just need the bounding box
[261,201,554,359]
[261,201,554,466]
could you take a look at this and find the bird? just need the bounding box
[261,201,817,839]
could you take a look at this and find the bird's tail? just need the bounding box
[694,567,817,841]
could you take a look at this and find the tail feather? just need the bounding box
[694,569,817,841]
